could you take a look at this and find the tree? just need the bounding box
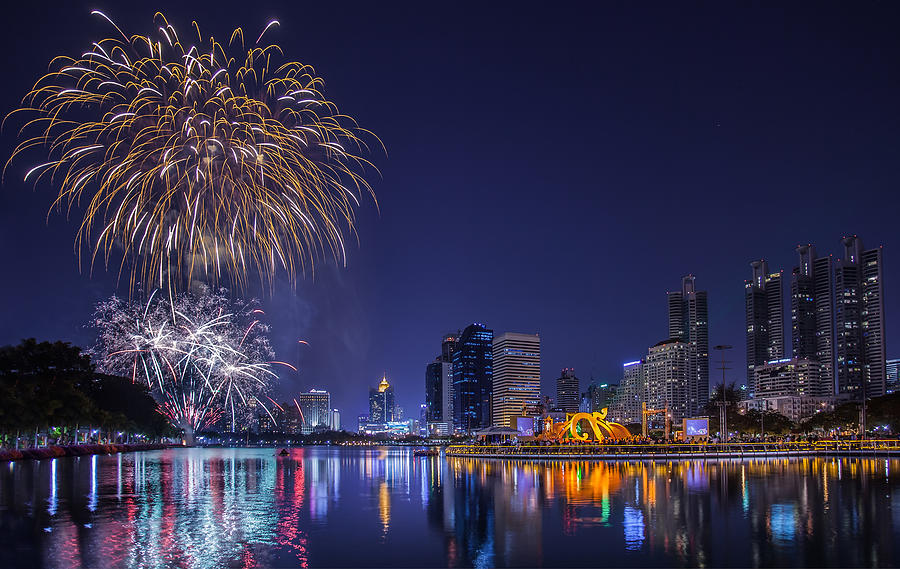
[0,339,96,447]
[701,383,744,436]
[0,339,176,448]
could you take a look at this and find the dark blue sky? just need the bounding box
[1,2,898,420]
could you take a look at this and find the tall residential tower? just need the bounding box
[791,245,836,395]
[745,260,784,395]
[835,236,886,398]
[667,275,709,417]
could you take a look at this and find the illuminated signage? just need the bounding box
[684,418,709,437]
[515,417,535,437]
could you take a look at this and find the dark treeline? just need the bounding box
[701,383,900,437]
[0,339,175,449]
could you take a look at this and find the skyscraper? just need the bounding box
[644,340,691,424]
[297,389,331,434]
[555,368,580,413]
[425,359,448,421]
[745,260,784,395]
[452,323,493,432]
[791,245,835,395]
[861,245,887,398]
[369,375,395,423]
[835,236,886,398]
[491,332,541,428]
[425,332,458,433]
[667,275,709,417]
[442,332,459,364]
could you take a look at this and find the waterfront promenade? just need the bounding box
[446,439,900,460]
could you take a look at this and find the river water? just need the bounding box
[1,448,898,568]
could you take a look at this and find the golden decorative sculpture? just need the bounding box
[542,408,632,443]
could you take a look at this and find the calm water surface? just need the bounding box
[1,448,898,568]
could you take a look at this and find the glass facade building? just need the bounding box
[452,323,493,433]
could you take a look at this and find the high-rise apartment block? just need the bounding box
[745,260,784,395]
[452,323,493,432]
[756,236,888,403]
[555,368,580,413]
[667,276,709,417]
[644,339,691,424]
[741,358,832,421]
[610,360,644,424]
[491,332,541,428]
[791,245,836,393]
[835,236,886,398]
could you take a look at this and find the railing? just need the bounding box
[445,439,900,458]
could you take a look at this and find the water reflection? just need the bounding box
[0,450,898,568]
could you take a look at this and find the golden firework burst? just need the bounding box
[6,11,379,293]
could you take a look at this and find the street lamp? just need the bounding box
[713,345,733,442]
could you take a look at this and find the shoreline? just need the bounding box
[0,443,174,462]
[446,440,900,460]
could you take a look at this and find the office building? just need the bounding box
[297,389,331,434]
[330,409,341,431]
[886,359,900,394]
[610,360,644,424]
[425,332,457,431]
[644,340,691,424]
[442,332,459,364]
[491,332,541,428]
[667,275,709,417]
[369,375,395,423]
[555,368,580,413]
[745,260,784,395]
[452,323,494,432]
[586,382,618,412]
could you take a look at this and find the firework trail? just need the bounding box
[7,11,379,294]
[91,287,285,439]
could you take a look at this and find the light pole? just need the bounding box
[713,345,732,442]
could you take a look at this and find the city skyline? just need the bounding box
[0,2,898,420]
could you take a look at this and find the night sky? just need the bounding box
[1,2,898,420]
